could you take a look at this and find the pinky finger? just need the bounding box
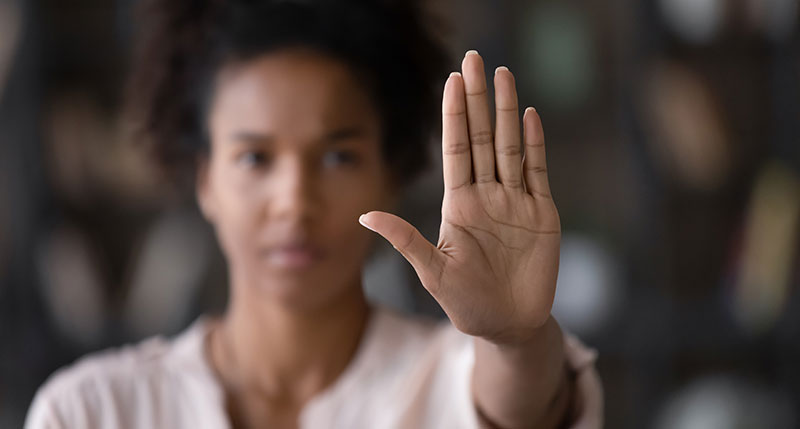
[522,107,551,199]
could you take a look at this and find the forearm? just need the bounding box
[472,316,571,429]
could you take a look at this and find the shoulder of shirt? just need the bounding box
[32,319,208,410]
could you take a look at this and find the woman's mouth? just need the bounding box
[263,245,324,269]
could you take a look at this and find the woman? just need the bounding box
[26,0,602,428]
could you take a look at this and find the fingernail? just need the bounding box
[495,65,509,74]
[525,106,536,114]
[465,50,479,57]
[449,71,462,79]
[358,214,375,232]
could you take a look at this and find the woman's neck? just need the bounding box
[208,278,370,411]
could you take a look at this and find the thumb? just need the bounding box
[359,211,443,280]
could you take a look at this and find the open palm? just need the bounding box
[361,51,560,345]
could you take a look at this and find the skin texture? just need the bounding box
[199,49,568,429]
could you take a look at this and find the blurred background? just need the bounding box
[1,0,799,427]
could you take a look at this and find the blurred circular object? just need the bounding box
[521,2,595,110]
[363,246,416,313]
[745,0,798,42]
[122,209,211,337]
[552,234,623,336]
[765,0,798,41]
[45,92,166,208]
[640,60,732,191]
[654,375,796,429]
[659,0,725,44]
[45,93,106,205]
[0,0,21,100]
[36,225,106,346]
[731,162,800,335]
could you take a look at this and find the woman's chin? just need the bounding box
[250,267,357,310]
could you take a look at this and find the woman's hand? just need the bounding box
[360,50,560,345]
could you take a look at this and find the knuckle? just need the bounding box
[497,145,521,156]
[525,165,547,174]
[475,173,496,183]
[470,130,493,146]
[403,228,417,250]
[444,140,470,155]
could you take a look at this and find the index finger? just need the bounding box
[442,72,472,191]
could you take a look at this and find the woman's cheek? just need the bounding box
[321,178,379,244]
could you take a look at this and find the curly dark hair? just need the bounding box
[126,0,451,187]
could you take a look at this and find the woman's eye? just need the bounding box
[322,150,359,168]
[237,151,269,168]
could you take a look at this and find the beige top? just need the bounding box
[25,307,603,428]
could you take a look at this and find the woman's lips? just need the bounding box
[264,245,324,269]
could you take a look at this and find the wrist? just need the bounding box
[481,314,558,350]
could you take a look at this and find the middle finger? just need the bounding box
[462,50,496,184]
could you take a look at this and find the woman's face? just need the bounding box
[198,49,393,309]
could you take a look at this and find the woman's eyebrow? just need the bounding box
[325,126,366,143]
[229,128,365,144]
[231,131,274,144]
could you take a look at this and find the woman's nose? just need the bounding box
[268,158,319,223]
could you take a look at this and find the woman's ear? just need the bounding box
[196,156,216,223]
